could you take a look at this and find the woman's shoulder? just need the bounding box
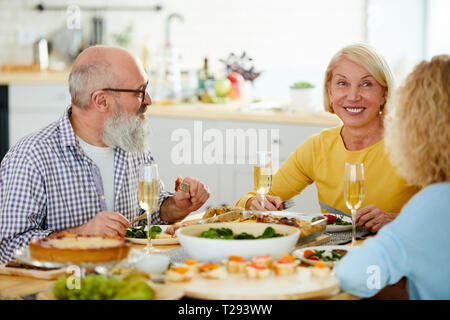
[301,125,342,146]
[292,126,343,158]
[409,183,450,205]
[397,182,450,222]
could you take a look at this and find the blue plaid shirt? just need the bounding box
[0,108,172,263]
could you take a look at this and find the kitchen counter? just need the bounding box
[0,70,70,85]
[148,102,341,126]
[0,70,340,126]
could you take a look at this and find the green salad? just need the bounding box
[304,249,348,262]
[126,225,163,239]
[200,227,284,240]
[311,214,352,226]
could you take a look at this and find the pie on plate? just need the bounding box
[29,234,130,263]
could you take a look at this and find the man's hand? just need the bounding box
[355,205,397,233]
[160,176,210,223]
[50,211,131,238]
[246,195,283,211]
[77,211,130,237]
[173,176,210,212]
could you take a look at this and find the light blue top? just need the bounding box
[334,182,450,300]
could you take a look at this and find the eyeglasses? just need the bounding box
[95,81,149,102]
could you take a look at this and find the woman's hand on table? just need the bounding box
[246,195,283,211]
[355,205,397,233]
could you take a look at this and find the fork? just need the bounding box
[130,212,148,226]
[281,199,295,210]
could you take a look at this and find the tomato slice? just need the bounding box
[249,263,267,270]
[276,258,292,264]
[282,254,296,261]
[303,249,315,258]
[324,214,336,224]
[184,259,198,266]
[172,266,190,274]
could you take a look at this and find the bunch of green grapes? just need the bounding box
[53,274,154,300]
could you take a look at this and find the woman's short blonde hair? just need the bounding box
[323,43,395,113]
[385,54,450,186]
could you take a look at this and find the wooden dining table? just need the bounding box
[0,213,365,300]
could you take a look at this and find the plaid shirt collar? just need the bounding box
[59,107,78,148]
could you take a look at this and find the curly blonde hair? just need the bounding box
[323,43,395,114]
[385,55,450,186]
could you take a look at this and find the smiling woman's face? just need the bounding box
[328,58,387,130]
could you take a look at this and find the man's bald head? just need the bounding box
[69,46,144,110]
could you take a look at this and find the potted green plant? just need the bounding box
[289,81,315,113]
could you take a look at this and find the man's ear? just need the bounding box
[91,90,109,113]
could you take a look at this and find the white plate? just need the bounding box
[126,225,179,245]
[325,215,353,232]
[278,212,353,232]
[293,245,353,267]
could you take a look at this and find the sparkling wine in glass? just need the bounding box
[344,162,365,246]
[254,151,273,210]
[138,163,161,254]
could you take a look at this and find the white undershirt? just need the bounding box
[77,136,115,212]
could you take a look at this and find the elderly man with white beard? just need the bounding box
[0,46,210,263]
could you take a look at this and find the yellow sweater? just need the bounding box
[236,126,420,214]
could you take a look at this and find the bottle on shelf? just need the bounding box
[197,57,215,103]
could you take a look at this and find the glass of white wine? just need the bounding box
[254,151,273,210]
[344,162,365,246]
[138,163,161,254]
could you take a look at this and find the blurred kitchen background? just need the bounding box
[0,0,449,212]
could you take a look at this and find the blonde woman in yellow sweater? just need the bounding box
[237,44,420,233]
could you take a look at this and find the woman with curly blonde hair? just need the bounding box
[238,43,420,233]
[335,55,450,299]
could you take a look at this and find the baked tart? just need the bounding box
[29,234,130,263]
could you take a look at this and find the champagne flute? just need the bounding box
[138,163,161,254]
[254,151,273,210]
[344,162,365,246]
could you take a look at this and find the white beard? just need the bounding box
[102,105,150,154]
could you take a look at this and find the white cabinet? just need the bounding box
[8,84,70,146]
[148,116,327,214]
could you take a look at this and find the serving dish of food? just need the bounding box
[125,225,179,245]
[293,245,352,268]
[200,208,326,244]
[163,254,340,300]
[176,222,300,262]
